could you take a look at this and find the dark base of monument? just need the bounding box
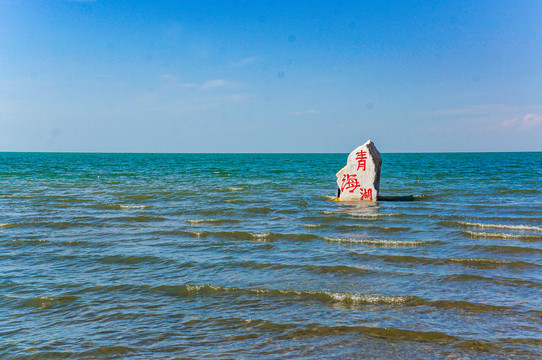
[377,195,420,202]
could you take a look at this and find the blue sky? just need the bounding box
[1,0,541,152]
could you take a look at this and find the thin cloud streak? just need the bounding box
[200,79,228,90]
[231,57,261,68]
[290,110,321,116]
[428,104,518,117]
[160,76,232,90]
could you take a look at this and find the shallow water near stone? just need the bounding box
[1,152,541,359]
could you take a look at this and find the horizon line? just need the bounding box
[1,150,540,155]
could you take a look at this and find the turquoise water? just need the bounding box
[1,152,541,359]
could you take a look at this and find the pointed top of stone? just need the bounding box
[336,140,382,201]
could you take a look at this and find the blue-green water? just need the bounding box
[1,152,541,359]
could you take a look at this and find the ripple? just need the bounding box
[17,295,79,310]
[447,221,542,232]
[152,283,412,306]
[324,237,435,247]
[151,230,320,242]
[116,216,165,222]
[0,223,17,228]
[91,203,150,210]
[186,218,241,225]
[150,283,517,314]
[448,257,539,269]
[374,254,540,269]
[463,230,542,241]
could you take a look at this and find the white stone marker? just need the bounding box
[336,140,382,201]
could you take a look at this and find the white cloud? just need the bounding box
[159,76,230,89]
[290,110,321,116]
[231,57,261,68]
[178,83,198,88]
[428,104,515,117]
[500,113,542,131]
[200,79,228,89]
[428,104,542,119]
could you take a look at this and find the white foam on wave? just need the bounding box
[320,211,397,218]
[251,287,409,304]
[301,224,324,228]
[347,212,399,218]
[226,187,245,192]
[2,195,35,198]
[463,230,542,240]
[119,204,149,210]
[186,219,219,224]
[457,221,542,232]
[178,284,409,305]
[251,233,271,241]
[186,218,238,224]
[324,237,428,246]
[325,292,408,304]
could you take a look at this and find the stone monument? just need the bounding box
[336,140,381,201]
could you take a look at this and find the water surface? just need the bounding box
[1,152,541,359]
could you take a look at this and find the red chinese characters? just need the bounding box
[356,150,367,171]
[341,174,360,193]
[360,188,373,201]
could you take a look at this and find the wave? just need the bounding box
[76,346,134,357]
[284,324,457,343]
[153,284,412,306]
[462,230,542,241]
[346,212,412,218]
[186,218,240,224]
[223,199,251,204]
[0,223,17,228]
[116,216,165,222]
[444,273,542,289]
[448,257,540,269]
[375,254,540,269]
[446,221,542,232]
[3,238,93,247]
[165,315,539,351]
[244,207,275,214]
[1,238,50,247]
[500,188,540,194]
[17,295,79,310]
[324,237,434,247]
[152,283,517,315]
[152,230,320,242]
[301,224,325,228]
[335,225,411,233]
[122,194,154,201]
[58,197,92,203]
[63,280,525,318]
[468,244,542,254]
[228,260,376,276]
[91,203,150,210]
[0,221,110,229]
[497,337,542,346]
[98,254,175,265]
[0,194,35,198]
[216,186,246,192]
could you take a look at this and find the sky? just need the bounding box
[1,0,541,153]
